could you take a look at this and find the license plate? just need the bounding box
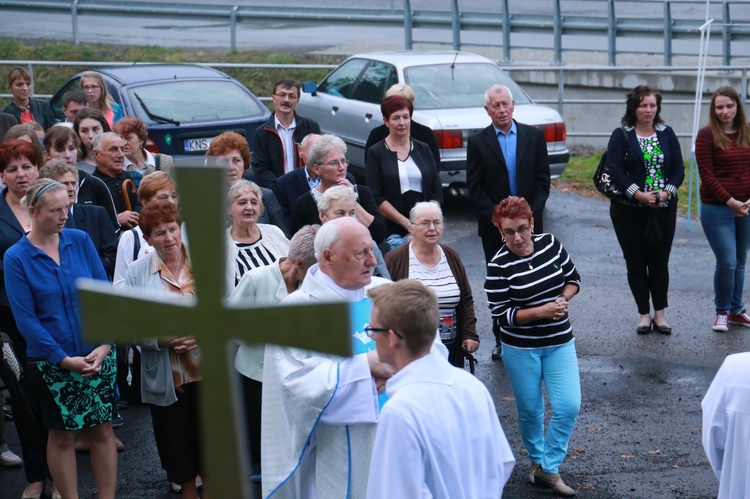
[184,137,214,152]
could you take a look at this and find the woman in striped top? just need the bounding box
[385,201,478,367]
[225,179,289,291]
[696,86,750,332]
[485,196,580,497]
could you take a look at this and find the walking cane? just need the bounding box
[121,178,136,211]
[462,346,477,375]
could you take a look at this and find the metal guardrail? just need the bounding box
[1,59,748,144]
[1,0,749,66]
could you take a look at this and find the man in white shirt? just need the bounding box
[262,218,446,498]
[702,352,750,499]
[366,279,515,499]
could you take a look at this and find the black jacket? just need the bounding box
[251,113,321,190]
[65,204,118,279]
[365,120,441,168]
[0,99,56,131]
[92,169,141,215]
[77,172,120,234]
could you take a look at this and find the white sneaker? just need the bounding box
[0,449,22,466]
[712,313,729,332]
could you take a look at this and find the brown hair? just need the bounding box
[139,203,182,237]
[206,131,250,171]
[6,67,31,88]
[367,280,439,356]
[708,86,750,150]
[621,85,663,128]
[44,126,81,160]
[39,158,78,183]
[114,116,148,142]
[492,196,533,228]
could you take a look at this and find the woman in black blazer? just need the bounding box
[366,95,443,249]
[606,85,684,336]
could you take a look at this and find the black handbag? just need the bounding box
[593,127,629,200]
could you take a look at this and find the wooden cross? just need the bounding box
[76,161,352,498]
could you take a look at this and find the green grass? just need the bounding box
[553,149,698,216]
[0,38,334,109]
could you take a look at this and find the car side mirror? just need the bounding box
[302,81,317,96]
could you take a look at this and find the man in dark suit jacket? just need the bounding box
[467,84,550,358]
[65,204,118,279]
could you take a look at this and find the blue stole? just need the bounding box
[349,298,388,410]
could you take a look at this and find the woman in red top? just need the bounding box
[696,86,750,332]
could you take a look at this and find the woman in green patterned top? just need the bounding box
[605,85,685,336]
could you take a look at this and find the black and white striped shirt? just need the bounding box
[485,233,580,349]
[234,237,277,286]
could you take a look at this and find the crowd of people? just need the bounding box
[0,64,748,499]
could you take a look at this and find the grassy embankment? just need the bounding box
[0,38,699,213]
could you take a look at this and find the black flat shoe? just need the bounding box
[491,344,502,360]
[652,321,672,335]
[636,323,651,335]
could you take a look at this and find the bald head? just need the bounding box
[316,218,377,290]
[300,133,320,172]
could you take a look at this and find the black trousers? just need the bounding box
[240,375,262,478]
[0,305,48,483]
[610,200,677,315]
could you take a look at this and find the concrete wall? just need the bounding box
[511,69,749,154]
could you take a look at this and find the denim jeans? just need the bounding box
[700,203,750,314]
[502,341,581,474]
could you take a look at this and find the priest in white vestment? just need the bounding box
[702,352,750,499]
[262,218,447,498]
[365,279,515,498]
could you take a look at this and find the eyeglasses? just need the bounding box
[319,159,349,168]
[414,220,443,229]
[364,324,404,340]
[82,85,100,91]
[501,225,530,238]
[273,92,299,101]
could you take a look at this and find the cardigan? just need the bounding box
[224,224,289,294]
[605,123,684,205]
[386,242,478,366]
[1,99,56,131]
[124,245,196,406]
[695,126,750,205]
[4,229,108,364]
[0,188,26,306]
[485,233,580,349]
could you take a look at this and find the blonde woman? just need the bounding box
[79,72,123,127]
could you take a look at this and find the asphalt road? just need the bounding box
[1,188,745,498]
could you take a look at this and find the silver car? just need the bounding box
[297,50,569,195]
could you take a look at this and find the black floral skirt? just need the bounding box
[27,349,116,430]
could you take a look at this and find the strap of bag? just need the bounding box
[132,228,141,261]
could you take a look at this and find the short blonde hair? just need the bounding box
[385,83,416,102]
[317,185,357,216]
[368,280,439,355]
[22,178,66,211]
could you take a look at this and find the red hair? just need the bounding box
[139,204,182,237]
[380,95,413,120]
[114,116,148,142]
[0,140,40,173]
[492,196,533,227]
[206,131,250,171]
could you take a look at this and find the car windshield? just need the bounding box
[127,80,266,125]
[404,63,531,110]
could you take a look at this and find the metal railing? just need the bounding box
[1,0,749,66]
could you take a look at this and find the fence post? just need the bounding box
[553,0,562,65]
[230,6,238,52]
[664,1,672,66]
[722,0,731,67]
[27,63,34,97]
[72,0,80,45]
[450,0,461,51]
[557,67,564,115]
[403,0,413,50]
[607,0,616,66]
[501,0,511,63]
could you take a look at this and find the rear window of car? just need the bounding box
[127,80,266,125]
[403,63,532,110]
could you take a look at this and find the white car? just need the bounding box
[297,50,569,195]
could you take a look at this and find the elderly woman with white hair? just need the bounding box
[290,134,385,243]
[317,185,390,279]
[385,201,479,367]
[229,224,319,490]
[226,179,290,291]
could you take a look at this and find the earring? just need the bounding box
[501,236,506,243]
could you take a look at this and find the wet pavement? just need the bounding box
[1,188,744,498]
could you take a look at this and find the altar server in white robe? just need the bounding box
[702,352,750,499]
[365,279,514,498]
[262,217,447,498]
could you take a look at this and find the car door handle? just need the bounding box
[332,106,339,112]
[365,113,373,120]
